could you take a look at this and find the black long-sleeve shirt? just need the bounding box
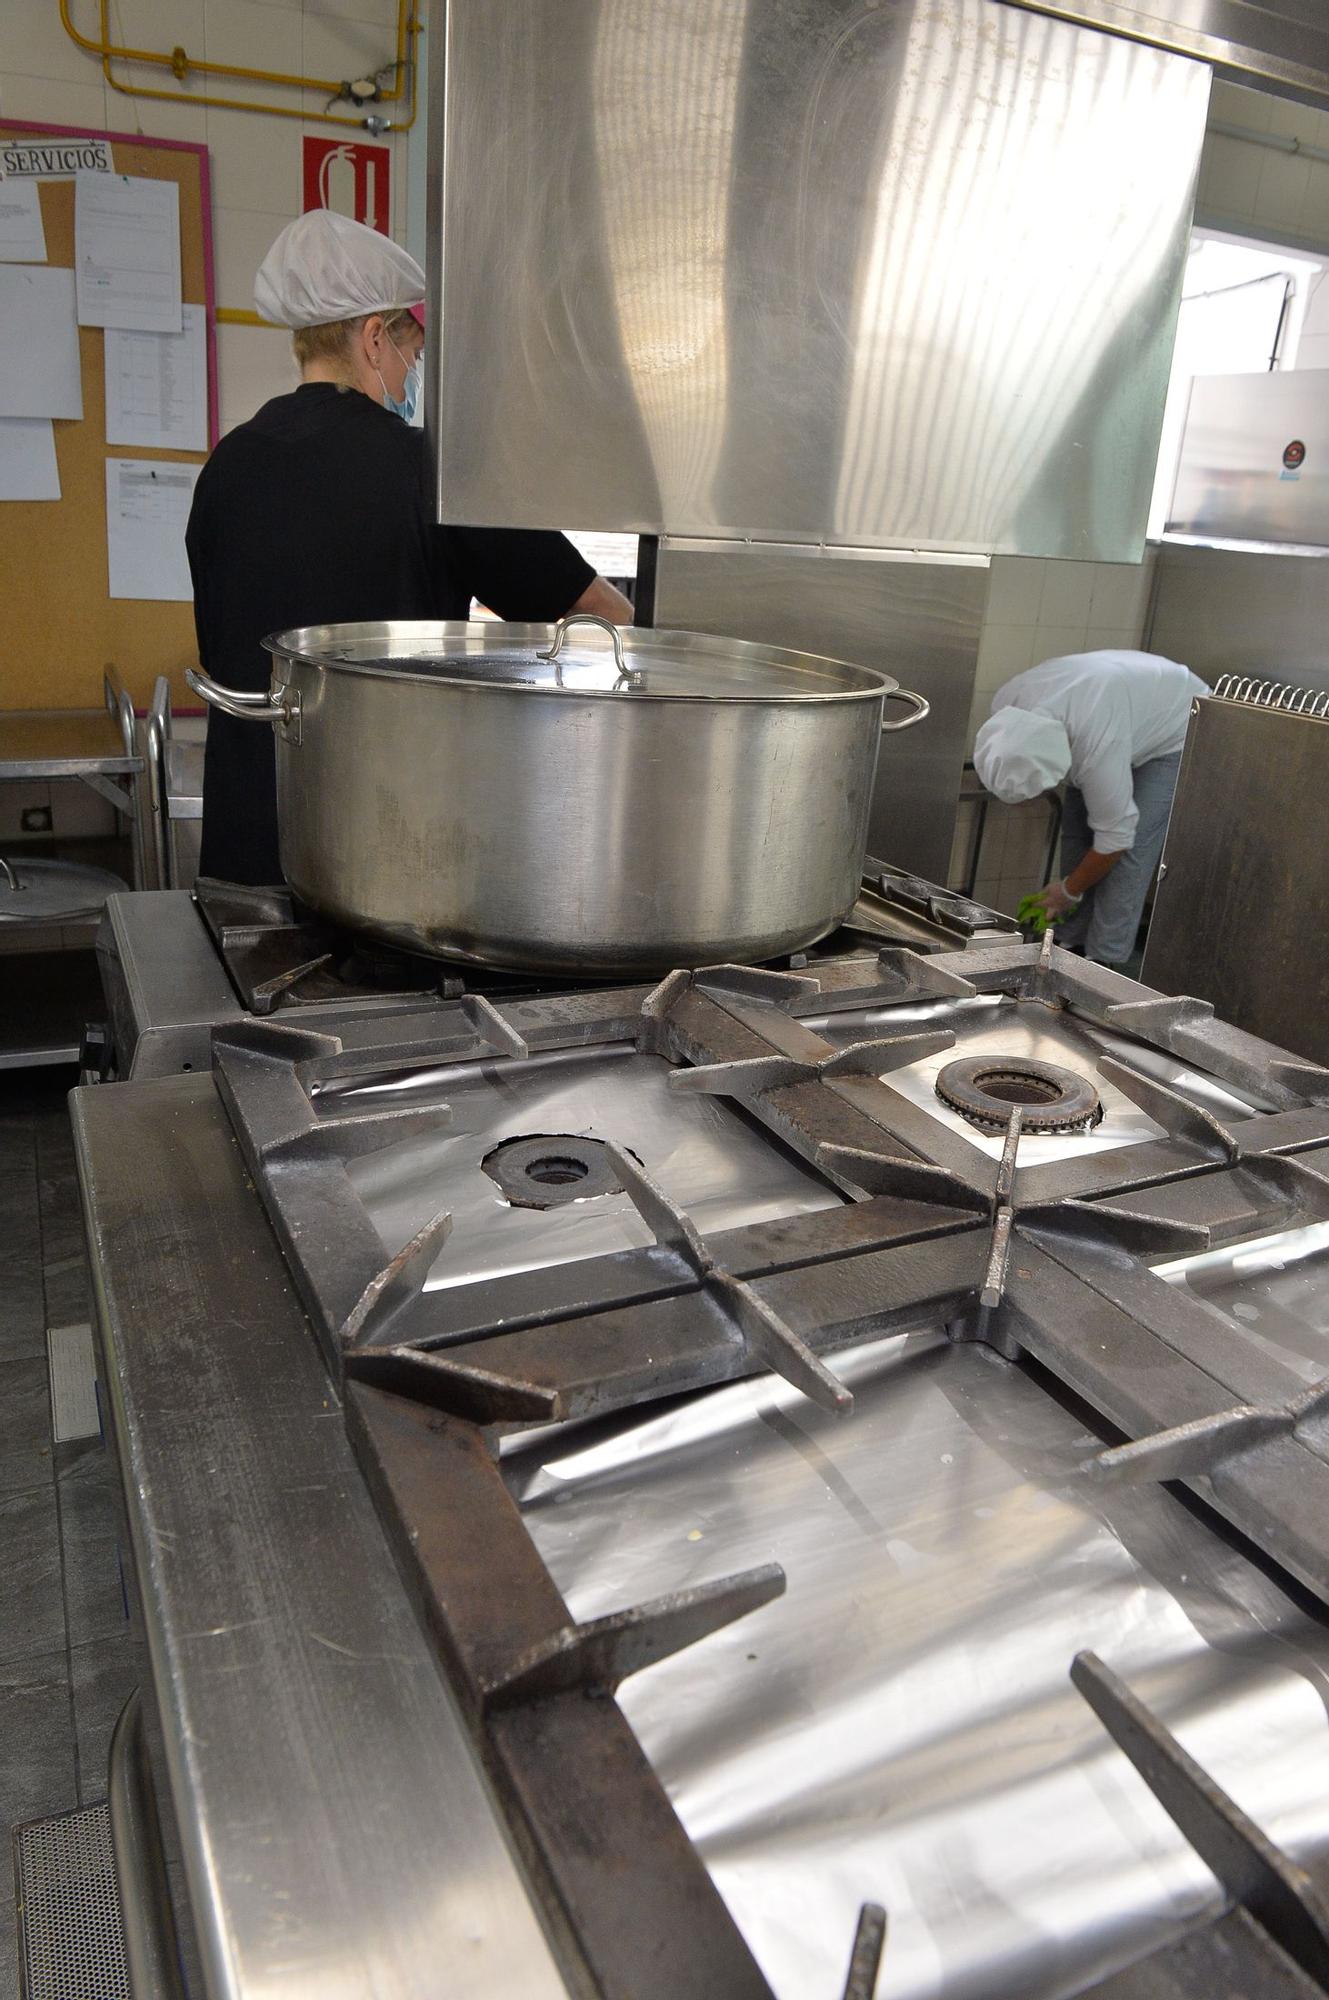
[186,382,594,884]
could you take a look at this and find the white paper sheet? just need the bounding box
[0,181,47,263]
[564,529,639,579]
[0,418,60,500]
[75,172,181,332]
[105,457,198,600]
[0,266,83,419]
[104,305,207,452]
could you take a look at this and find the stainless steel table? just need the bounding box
[0,707,139,784]
[0,674,147,1066]
[0,671,147,890]
[0,669,144,831]
[71,1072,567,2000]
[145,676,202,889]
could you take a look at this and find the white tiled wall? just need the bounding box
[1198,80,1329,250]
[969,554,1158,743]
[0,0,418,434]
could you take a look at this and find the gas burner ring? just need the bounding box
[935,1055,1102,1134]
[482,1134,638,1210]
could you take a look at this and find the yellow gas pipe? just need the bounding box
[58,0,420,131]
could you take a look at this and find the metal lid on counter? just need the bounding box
[0,856,127,925]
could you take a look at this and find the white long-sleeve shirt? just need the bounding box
[990,650,1206,854]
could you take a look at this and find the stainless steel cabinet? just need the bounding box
[1170,372,1329,549]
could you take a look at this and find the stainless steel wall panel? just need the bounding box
[654,543,987,884]
[427,1,1209,562]
[1169,370,1329,547]
[1142,697,1329,1060]
[1146,539,1329,687]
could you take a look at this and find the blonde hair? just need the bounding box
[292,307,417,373]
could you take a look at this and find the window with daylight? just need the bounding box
[1151,230,1325,536]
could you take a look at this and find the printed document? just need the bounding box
[0,181,47,262]
[105,305,207,451]
[105,457,198,600]
[0,267,82,419]
[0,418,60,500]
[76,171,181,332]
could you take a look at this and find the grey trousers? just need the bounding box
[1055,751,1182,965]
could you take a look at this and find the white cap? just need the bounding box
[973,707,1072,802]
[255,210,425,329]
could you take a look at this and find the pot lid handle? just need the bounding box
[537,613,642,688]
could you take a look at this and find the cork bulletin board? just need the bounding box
[0,119,217,713]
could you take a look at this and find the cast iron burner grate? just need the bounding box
[192,872,1018,1018]
[935,1054,1103,1133]
[206,934,1329,2000]
[192,877,570,1014]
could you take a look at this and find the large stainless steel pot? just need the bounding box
[186,615,928,975]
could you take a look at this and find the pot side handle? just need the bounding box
[880,688,930,733]
[186,667,293,726]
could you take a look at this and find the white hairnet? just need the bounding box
[973,707,1072,802]
[255,210,425,328]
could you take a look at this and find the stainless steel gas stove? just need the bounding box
[70,930,1329,2000]
[92,865,1018,1079]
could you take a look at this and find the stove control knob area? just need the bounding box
[79,1020,113,1086]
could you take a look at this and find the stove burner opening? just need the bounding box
[935,1055,1102,1134]
[971,1070,1064,1107]
[525,1155,590,1188]
[482,1134,638,1209]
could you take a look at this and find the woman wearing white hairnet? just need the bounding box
[973,650,1206,965]
[186,210,631,885]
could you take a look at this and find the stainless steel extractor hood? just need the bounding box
[998,1,1329,102]
[425,0,1211,562]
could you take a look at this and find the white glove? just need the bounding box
[1034,878,1081,920]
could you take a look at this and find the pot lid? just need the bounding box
[0,856,126,924]
[263,615,895,702]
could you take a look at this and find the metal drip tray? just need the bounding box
[1157,1224,1329,1385]
[507,1328,1329,2000]
[341,1045,843,1290]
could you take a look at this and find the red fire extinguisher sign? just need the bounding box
[302,137,391,236]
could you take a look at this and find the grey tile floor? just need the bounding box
[1,1066,139,1996]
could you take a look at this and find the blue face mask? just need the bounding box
[378,336,422,423]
